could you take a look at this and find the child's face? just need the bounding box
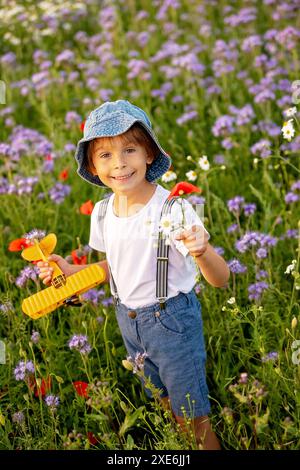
[89,135,154,193]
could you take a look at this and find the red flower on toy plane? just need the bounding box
[8,238,32,252]
[80,200,94,215]
[167,181,202,200]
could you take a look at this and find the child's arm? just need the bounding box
[194,243,230,288]
[175,226,230,288]
[37,254,110,286]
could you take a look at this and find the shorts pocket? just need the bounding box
[154,307,188,337]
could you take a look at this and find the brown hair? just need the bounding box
[85,122,160,173]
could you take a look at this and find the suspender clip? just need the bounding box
[158,298,167,310]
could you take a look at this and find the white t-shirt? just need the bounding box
[89,183,210,308]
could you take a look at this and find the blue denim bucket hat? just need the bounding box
[74,100,172,188]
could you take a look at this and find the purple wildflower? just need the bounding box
[256,248,268,259]
[214,246,225,256]
[227,196,245,214]
[235,231,262,253]
[56,49,74,65]
[248,281,269,301]
[48,183,71,204]
[64,143,76,153]
[284,229,298,239]
[212,115,235,137]
[65,111,82,125]
[187,195,206,205]
[250,139,272,158]
[12,411,25,425]
[68,334,91,355]
[15,266,39,288]
[81,288,105,306]
[45,395,60,410]
[221,137,234,149]
[102,297,114,307]
[285,192,299,204]
[31,331,40,344]
[227,259,247,274]
[127,59,148,80]
[176,110,198,126]
[256,270,268,280]
[227,223,239,234]
[22,229,46,241]
[243,203,256,216]
[213,154,225,165]
[14,360,35,381]
[291,180,300,192]
[261,351,278,362]
[0,300,14,314]
[13,176,39,196]
[126,352,148,374]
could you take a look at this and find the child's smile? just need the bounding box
[90,135,154,196]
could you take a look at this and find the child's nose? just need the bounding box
[113,154,127,168]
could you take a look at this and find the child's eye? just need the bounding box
[99,153,110,158]
[126,148,136,153]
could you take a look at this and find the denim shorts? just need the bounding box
[115,289,211,418]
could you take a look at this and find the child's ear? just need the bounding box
[146,155,154,165]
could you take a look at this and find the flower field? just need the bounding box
[0,0,299,450]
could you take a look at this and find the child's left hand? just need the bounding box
[175,225,209,258]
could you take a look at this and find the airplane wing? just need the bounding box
[22,264,106,319]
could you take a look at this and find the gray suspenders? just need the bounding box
[96,195,179,309]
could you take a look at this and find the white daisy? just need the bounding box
[284,107,297,118]
[159,214,174,236]
[284,259,297,274]
[161,170,177,183]
[227,297,236,304]
[185,170,197,182]
[198,155,210,171]
[281,119,295,141]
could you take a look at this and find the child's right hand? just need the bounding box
[37,254,74,286]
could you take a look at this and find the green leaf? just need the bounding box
[55,375,64,384]
[126,434,135,450]
[249,184,265,206]
[88,412,109,422]
[119,406,145,437]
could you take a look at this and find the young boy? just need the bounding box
[38,100,230,450]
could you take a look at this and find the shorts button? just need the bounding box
[128,311,136,319]
[154,311,160,317]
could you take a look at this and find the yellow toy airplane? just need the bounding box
[21,233,106,319]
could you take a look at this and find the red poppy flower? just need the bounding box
[30,376,52,398]
[59,168,69,181]
[71,250,87,265]
[45,154,53,161]
[73,381,89,398]
[167,181,202,200]
[80,120,85,133]
[8,238,32,252]
[87,432,98,445]
[80,200,94,215]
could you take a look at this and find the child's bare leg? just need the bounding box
[160,396,172,413]
[175,414,221,450]
[159,398,220,450]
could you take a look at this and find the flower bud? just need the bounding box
[291,317,298,329]
[122,360,134,371]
